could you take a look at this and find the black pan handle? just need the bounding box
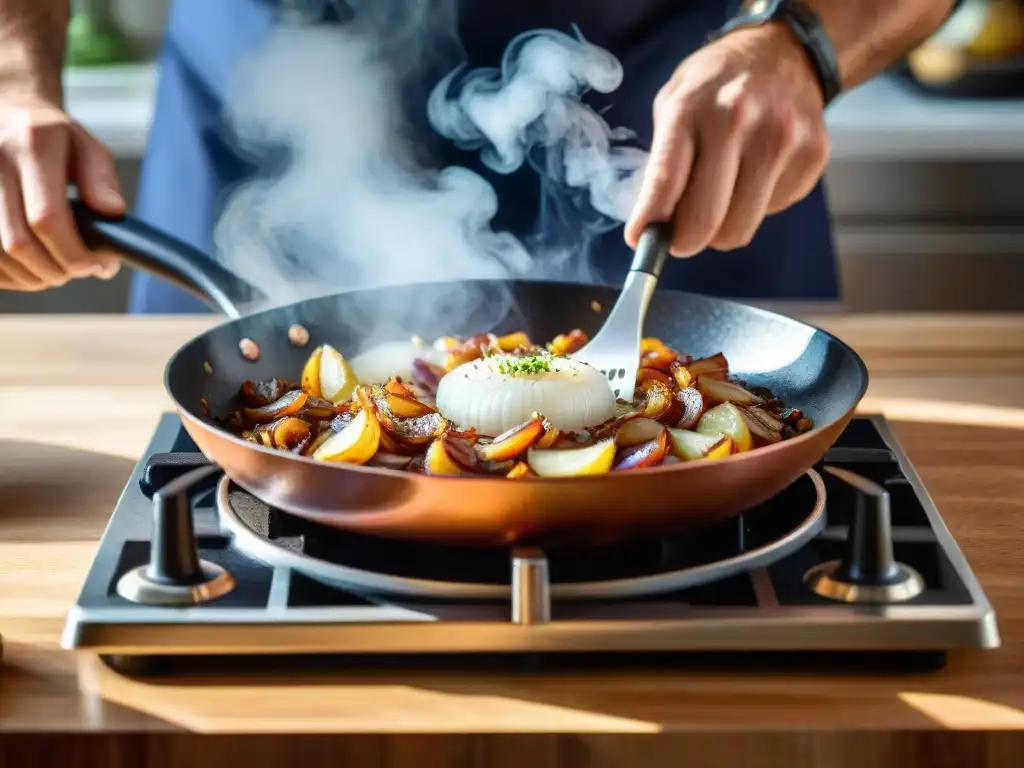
[630,222,672,279]
[70,198,265,319]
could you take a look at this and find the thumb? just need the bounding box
[69,124,126,215]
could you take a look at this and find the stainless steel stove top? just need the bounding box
[61,413,999,674]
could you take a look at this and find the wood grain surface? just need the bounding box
[1,315,1023,766]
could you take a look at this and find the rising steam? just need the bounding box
[213,2,648,341]
[428,28,648,227]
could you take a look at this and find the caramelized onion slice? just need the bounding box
[300,346,324,397]
[243,390,309,423]
[506,461,535,479]
[742,406,784,445]
[667,428,732,461]
[424,436,483,475]
[535,420,560,449]
[639,337,678,372]
[384,377,417,398]
[411,358,446,395]
[614,417,666,448]
[548,329,587,356]
[638,378,674,420]
[240,378,290,408]
[268,417,313,453]
[378,428,422,456]
[477,415,545,462]
[685,353,729,381]
[613,430,669,471]
[444,333,498,370]
[527,439,616,477]
[312,406,381,464]
[424,438,466,476]
[674,387,705,430]
[302,428,336,457]
[443,437,483,472]
[669,361,692,389]
[300,396,337,420]
[380,410,449,448]
[496,331,532,352]
[697,377,762,407]
[383,392,437,419]
[636,367,672,387]
[696,402,752,453]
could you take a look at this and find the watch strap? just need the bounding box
[708,0,843,107]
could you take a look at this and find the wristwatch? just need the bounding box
[708,0,843,106]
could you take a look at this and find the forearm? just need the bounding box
[0,0,70,103]
[804,0,956,88]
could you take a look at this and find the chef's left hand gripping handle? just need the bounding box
[70,197,263,319]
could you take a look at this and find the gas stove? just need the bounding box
[62,413,999,675]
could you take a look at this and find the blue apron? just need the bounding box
[129,0,838,314]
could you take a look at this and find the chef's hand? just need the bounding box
[625,25,830,257]
[0,92,124,291]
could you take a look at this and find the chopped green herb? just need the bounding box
[496,353,553,376]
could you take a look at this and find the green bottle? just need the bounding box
[66,0,134,67]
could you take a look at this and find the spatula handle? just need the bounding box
[630,222,673,278]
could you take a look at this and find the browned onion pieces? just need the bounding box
[242,390,308,423]
[613,430,669,471]
[240,378,290,408]
[674,387,704,430]
[742,406,783,445]
[685,353,728,381]
[477,415,545,462]
[614,417,665,448]
[411,358,445,395]
[638,378,675,421]
[221,330,813,477]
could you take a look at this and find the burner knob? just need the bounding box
[117,465,235,606]
[805,466,925,604]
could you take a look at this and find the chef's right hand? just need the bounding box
[0,92,125,291]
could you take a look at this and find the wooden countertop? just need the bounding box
[1,314,1024,765]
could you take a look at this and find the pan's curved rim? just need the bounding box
[165,279,870,484]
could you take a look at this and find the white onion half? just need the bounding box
[435,355,616,436]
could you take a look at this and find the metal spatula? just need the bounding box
[571,223,673,400]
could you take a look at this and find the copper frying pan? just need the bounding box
[73,201,868,547]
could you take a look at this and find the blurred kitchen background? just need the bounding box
[3,0,1024,314]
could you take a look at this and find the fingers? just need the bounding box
[624,93,695,249]
[69,125,124,279]
[667,81,751,257]
[15,120,110,280]
[0,105,124,292]
[0,252,47,290]
[709,101,803,251]
[629,78,830,258]
[70,123,126,215]
[0,159,66,287]
[767,126,830,215]
[0,259,45,291]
